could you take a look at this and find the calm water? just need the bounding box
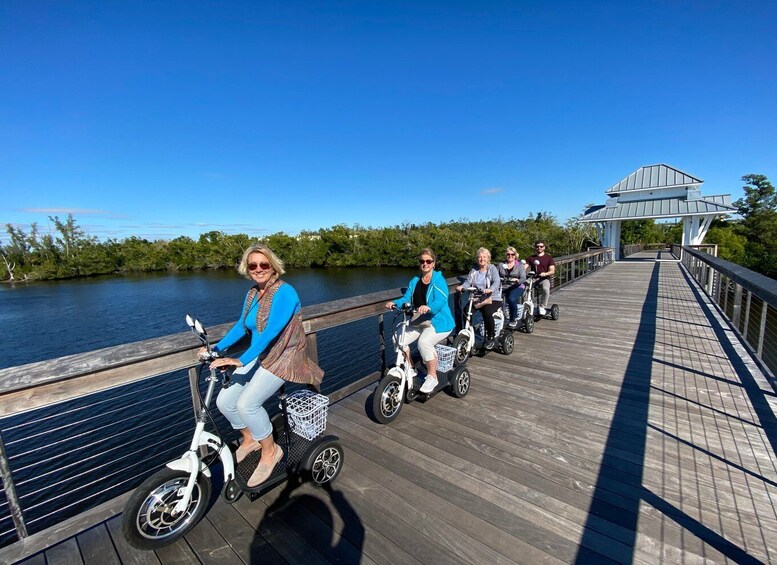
[0,267,420,545]
[0,267,415,369]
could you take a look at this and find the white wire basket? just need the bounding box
[285,390,329,440]
[435,344,456,372]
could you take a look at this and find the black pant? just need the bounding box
[478,302,501,339]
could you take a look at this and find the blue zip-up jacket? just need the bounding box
[393,270,455,333]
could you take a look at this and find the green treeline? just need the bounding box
[0,213,600,281]
[2,174,774,282]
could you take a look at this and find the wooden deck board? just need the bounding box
[6,252,777,564]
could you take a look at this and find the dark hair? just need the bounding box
[534,240,547,247]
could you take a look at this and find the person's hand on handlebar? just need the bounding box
[484,288,492,295]
[210,357,243,370]
[417,305,430,314]
[384,301,396,310]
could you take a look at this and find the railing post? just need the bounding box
[757,301,768,358]
[714,271,722,305]
[732,283,743,328]
[0,431,28,541]
[378,314,386,375]
[306,333,319,364]
[742,291,752,341]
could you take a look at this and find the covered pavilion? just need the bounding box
[579,164,736,259]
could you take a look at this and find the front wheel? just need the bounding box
[303,437,344,486]
[372,374,404,424]
[550,304,560,320]
[453,333,470,365]
[122,468,212,550]
[449,365,471,398]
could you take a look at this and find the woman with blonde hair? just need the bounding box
[457,247,502,350]
[497,246,527,328]
[201,243,323,488]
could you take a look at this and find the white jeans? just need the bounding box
[401,325,452,361]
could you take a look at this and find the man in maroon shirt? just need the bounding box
[527,240,555,316]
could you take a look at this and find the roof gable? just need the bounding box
[606,164,703,194]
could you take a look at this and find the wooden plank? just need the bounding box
[105,516,161,565]
[0,492,131,564]
[76,524,120,565]
[153,538,201,565]
[204,496,285,565]
[44,537,83,565]
[13,552,46,565]
[183,516,242,565]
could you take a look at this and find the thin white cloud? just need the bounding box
[20,207,127,218]
[480,187,504,196]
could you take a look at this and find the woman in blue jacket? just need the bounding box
[384,248,455,393]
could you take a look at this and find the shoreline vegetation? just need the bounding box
[2,205,764,282]
[2,213,606,282]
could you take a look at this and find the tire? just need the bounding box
[523,310,534,334]
[500,331,515,355]
[551,304,560,320]
[449,365,471,398]
[372,373,404,424]
[122,468,212,550]
[453,333,470,366]
[303,437,344,486]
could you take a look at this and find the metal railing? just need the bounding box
[0,247,614,552]
[671,244,777,379]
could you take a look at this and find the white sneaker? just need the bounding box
[539,307,547,316]
[406,367,417,378]
[419,376,438,394]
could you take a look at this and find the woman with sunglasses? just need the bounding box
[384,248,455,394]
[202,243,323,488]
[498,246,527,329]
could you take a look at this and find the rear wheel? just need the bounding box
[500,331,514,355]
[551,304,560,320]
[453,333,470,365]
[372,373,403,424]
[523,309,534,333]
[122,468,211,550]
[303,437,344,486]
[449,365,471,398]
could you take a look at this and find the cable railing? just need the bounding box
[0,247,614,553]
[671,244,777,379]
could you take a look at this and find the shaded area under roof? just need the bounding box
[606,164,703,194]
[580,195,736,222]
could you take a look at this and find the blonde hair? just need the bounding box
[505,246,518,257]
[418,248,437,262]
[475,247,491,261]
[237,243,286,280]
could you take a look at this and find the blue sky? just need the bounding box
[1,1,775,243]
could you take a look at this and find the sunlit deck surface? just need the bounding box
[13,250,777,564]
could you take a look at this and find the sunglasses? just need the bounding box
[506,253,515,256]
[248,261,272,271]
[418,259,435,265]
[535,245,545,249]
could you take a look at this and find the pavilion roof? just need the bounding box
[606,164,703,195]
[579,194,736,222]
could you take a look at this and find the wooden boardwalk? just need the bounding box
[10,251,777,564]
